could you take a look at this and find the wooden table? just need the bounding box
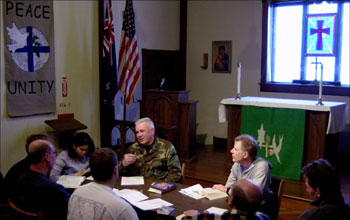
[115,178,228,217]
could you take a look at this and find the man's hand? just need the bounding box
[122,154,136,167]
[212,184,227,193]
[74,169,88,176]
[183,209,199,217]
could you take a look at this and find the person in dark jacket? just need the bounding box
[4,134,49,199]
[297,159,349,220]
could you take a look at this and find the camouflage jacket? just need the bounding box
[119,137,182,182]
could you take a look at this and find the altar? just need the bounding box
[219,96,348,180]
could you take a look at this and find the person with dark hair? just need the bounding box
[4,134,49,199]
[67,148,139,220]
[120,117,182,182]
[50,132,95,182]
[183,178,270,220]
[213,134,272,201]
[11,139,70,220]
[297,159,349,220]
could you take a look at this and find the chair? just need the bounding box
[259,177,285,220]
[179,162,186,183]
[0,203,11,220]
[8,200,45,220]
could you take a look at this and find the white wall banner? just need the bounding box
[3,0,55,116]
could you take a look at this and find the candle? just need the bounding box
[203,53,208,68]
[237,62,241,95]
[318,64,323,99]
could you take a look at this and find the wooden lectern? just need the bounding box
[141,89,198,165]
[45,118,87,149]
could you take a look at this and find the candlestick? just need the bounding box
[317,64,324,106]
[236,62,241,100]
[200,53,208,69]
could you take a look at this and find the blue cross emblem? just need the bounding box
[15,26,50,72]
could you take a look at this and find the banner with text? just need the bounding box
[241,106,306,180]
[3,0,56,116]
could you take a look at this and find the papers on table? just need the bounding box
[57,175,86,189]
[175,207,227,220]
[133,198,173,211]
[205,207,228,215]
[176,214,185,220]
[121,176,144,185]
[114,189,172,211]
[114,189,149,204]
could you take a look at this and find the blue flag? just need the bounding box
[102,0,118,107]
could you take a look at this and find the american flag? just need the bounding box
[118,0,141,106]
[102,0,118,106]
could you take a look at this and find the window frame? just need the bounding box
[260,0,350,97]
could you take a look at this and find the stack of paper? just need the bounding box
[114,189,173,211]
[114,189,148,204]
[205,207,228,215]
[121,176,144,185]
[57,175,86,189]
[133,198,173,211]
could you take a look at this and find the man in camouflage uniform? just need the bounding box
[119,117,182,182]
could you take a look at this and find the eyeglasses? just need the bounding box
[47,151,57,156]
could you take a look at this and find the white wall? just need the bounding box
[0,0,180,174]
[187,1,350,145]
[187,1,262,144]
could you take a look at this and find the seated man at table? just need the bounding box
[119,117,182,182]
[4,134,50,199]
[68,148,139,220]
[183,178,270,220]
[10,139,71,220]
[297,159,350,220]
[213,134,272,202]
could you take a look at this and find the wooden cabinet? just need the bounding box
[141,89,198,164]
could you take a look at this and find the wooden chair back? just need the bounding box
[8,200,45,220]
[0,202,11,220]
[269,177,285,220]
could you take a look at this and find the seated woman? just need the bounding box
[50,132,95,182]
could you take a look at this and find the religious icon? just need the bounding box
[212,41,232,73]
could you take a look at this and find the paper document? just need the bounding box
[114,189,148,204]
[57,175,86,189]
[176,214,185,220]
[121,176,144,185]
[205,207,228,215]
[133,198,173,211]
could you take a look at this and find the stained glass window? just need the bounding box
[306,14,336,56]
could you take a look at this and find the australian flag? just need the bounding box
[102,0,118,107]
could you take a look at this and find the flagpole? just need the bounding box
[123,94,127,121]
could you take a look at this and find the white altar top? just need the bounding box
[219,96,348,134]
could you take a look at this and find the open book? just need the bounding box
[57,175,86,188]
[195,188,228,200]
[179,184,227,200]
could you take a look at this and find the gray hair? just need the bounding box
[135,117,154,129]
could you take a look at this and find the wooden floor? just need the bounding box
[182,145,350,220]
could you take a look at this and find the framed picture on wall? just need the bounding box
[212,40,232,73]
